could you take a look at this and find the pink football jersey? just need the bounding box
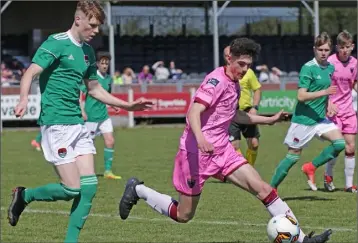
[328,54,357,117]
[179,67,240,154]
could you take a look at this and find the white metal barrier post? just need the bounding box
[127,88,134,128]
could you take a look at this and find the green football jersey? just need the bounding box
[81,70,112,122]
[32,31,97,125]
[291,58,335,126]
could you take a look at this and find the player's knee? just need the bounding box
[345,143,355,154]
[332,139,346,153]
[104,136,115,148]
[249,140,259,150]
[80,176,98,201]
[61,184,80,201]
[177,211,195,223]
[231,140,240,150]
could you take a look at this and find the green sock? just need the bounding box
[65,175,98,243]
[22,183,80,204]
[104,148,114,172]
[270,153,300,188]
[312,139,345,168]
[35,132,42,143]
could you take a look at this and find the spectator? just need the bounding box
[122,67,136,84]
[169,61,183,80]
[1,61,15,86]
[152,61,170,81]
[112,70,123,85]
[256,65,282,84]
[10,59,26,79]
[138,65,153,84]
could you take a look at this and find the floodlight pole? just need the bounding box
[301,0,319,37]
[106,2,115,78]
[1,1,12,14]
[212,1,231,69]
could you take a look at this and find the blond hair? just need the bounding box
[337,30,353,46]
[314,32,332,48]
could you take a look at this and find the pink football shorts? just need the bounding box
[172,143,248,196]
[330,114,357,134]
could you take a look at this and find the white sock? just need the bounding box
[325,157,338,177]
[344,155,355,188]
[135,184,178,220]
[264,194,306,243]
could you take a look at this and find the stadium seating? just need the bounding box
[2,34,357,76]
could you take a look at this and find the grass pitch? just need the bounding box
[1,123,356,242]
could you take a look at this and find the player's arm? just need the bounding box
[79,85,87,120]
[354,81,357,92]
[19,64,43,102]
[15,64,44,117]
[296,65,336,102]
[233,110,287,125]
[85,79,152,111]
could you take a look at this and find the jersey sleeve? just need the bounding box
[32,36,63,69]
[247,69,261,91]
[298,65,312,89]
[194,77,226,108]
[84,47,97,80]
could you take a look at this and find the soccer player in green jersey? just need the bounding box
[80,51,121,180]
[8,1,152,242]
[270,32,346,191]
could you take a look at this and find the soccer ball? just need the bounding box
[267,214,300,243]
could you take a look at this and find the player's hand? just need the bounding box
[325,86,337,95]
[269,110,289,125]
[326,102,338,117]
[112,106,120,114]
[197,136,214,154]
[248,108,257,115]
[127,97,154,111]
[15,98,28,118]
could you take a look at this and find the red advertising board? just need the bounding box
[108,92,192,117]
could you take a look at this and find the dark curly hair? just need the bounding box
[229,38,261,60]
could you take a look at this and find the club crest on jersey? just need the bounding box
[58,148,67,158]
[84,55,90,66]
[187,178,196,188]
[350,67,354,74]
[207,78,219,87]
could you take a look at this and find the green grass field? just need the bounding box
[1,123,356,242]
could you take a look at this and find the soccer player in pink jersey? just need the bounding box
[324,30,358,193]
[119,38,332,243]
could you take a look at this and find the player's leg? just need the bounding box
[8,125,82,227]
[302,121,345,191]
[343,133,356,192]
[226,163,332,243]
[64,125,98,243]
[323,116,342,192]
[229,121,243,155]
[243,124,260,166]
[100,118,121,179]
[212,121,242,183]
[31,131,42,151]
[270,123,314,190]
[119,149,207,223]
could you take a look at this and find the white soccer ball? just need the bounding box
[267,214,300,243]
